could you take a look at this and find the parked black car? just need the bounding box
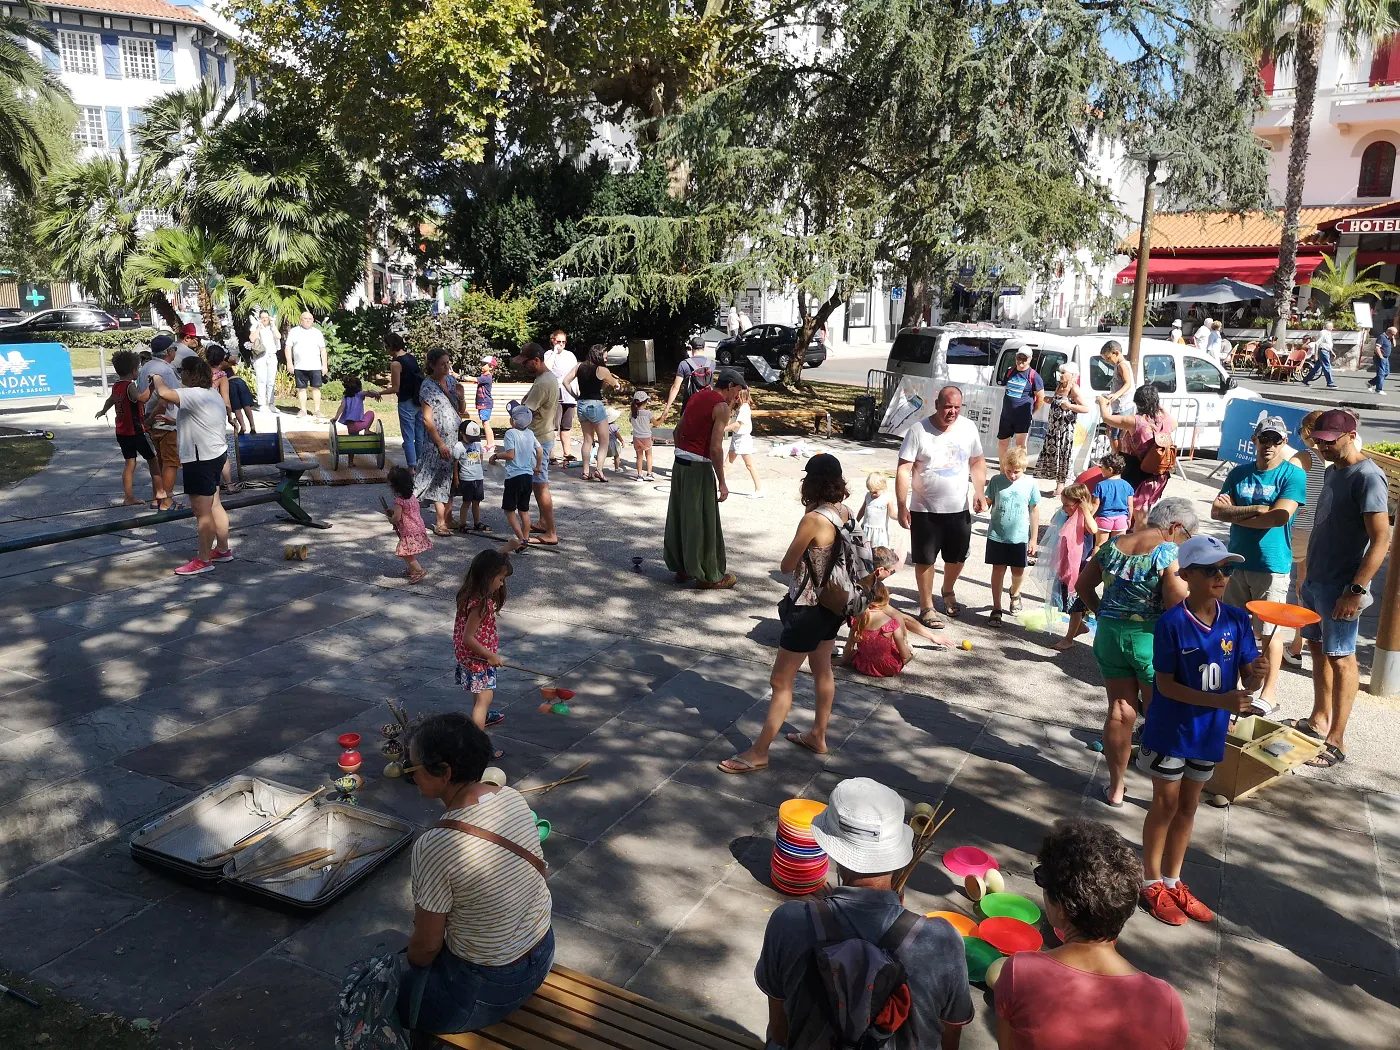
[714,324,827,373]
[0,306,119,335]
[84,301,147,328]
[0,307,24,324]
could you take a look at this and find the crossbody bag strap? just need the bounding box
[808,897,845,942]
[876,909,922,956]
[434,819,548,878]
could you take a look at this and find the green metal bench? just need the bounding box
[329,418,386,470]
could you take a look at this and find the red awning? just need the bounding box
[1114,253,1326,286]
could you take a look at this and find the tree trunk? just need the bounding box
[197,281,221,342]
[784,289,843,387]
[148,291,180,331]
[228,286,251,351]
[1273,19,1324,344]
[902,244,932,331]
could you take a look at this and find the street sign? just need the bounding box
[890,287,904,301]
[1334,217,1400,234]
[0,342,75,402]
[18,283,49,313]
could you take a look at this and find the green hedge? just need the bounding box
[0,327,159,348]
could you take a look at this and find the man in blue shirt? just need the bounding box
[996,347,1044,462]
[1139,535,1265,926]
[1367,325,1393,393]
[1210,415,1305,714]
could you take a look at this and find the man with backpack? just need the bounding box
[755,778,974,1050]
[661,335,715,422]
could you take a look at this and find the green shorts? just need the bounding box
[1093,616,1156,683]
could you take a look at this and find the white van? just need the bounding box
[884,325,1258,452]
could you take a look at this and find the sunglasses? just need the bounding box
[1313,436,1341,448]
[1188,564,1237,578]
[1254,434,1285,447]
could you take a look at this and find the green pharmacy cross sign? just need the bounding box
[19,284,49,311]
[24,289,45,308]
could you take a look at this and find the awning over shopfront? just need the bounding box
[1113,253,1326,286]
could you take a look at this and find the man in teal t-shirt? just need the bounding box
[1210,415,1306,711]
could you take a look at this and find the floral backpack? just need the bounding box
[336,953,425,1050]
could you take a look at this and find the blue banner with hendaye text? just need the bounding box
[0,342,75,401]
[1218,397,1312,465]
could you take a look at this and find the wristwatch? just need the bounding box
[1346,583,1368,596]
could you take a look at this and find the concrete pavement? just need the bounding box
[0,387,1398,1050]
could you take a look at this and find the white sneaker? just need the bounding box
[749,490,767,499]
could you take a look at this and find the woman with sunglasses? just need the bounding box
[1075,497,1194,807]
[996,819,1188,1049]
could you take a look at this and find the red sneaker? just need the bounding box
[1168,881,1215,922]
[210,548,234,562]
[1141,882,1187,926]
[173,558,215,576]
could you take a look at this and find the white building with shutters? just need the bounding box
[16,0,238,157]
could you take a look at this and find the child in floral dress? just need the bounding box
[454,548,513,757]
[384,465,430,583]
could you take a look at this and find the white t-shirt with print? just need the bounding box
[897,414,982,514]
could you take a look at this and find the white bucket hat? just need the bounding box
[809,778,913,875]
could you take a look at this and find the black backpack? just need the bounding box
[400,353,424,404]
[682,356,714,398]
[787,899,921,1050]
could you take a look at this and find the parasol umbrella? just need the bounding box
[1161,279,1273,304]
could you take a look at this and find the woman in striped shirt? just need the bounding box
[400,713,554,1035]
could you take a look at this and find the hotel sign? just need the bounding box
[1334,217,1400,233]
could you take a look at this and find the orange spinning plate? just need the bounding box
[1246,601,1321,630]
[925,911,979,937]
[778,799,827,828]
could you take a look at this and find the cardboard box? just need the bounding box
[1204,716,1326,802]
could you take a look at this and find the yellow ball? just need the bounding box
[960,639,973,651]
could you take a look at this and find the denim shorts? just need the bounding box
[534,441,553,484]
[398,927,554,1034]
[577,399,607,424]
[1300,578,1371,657]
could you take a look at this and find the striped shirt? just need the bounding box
[411,788,552,966]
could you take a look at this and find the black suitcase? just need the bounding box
[850,394,878,440]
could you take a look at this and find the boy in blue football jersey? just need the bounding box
[1139,535,1267,927]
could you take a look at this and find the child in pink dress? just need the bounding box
[843,585,912,678]
[384,465,430,582]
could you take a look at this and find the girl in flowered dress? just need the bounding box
[453,548,513,756]
[384,465,430,583]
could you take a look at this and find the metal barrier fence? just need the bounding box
[867,369,901,418]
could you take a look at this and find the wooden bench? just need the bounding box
[435,965,762,1050]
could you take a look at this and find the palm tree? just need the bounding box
[124,227,230,339]
[36,153,181,327]
[1235,0,1400,341]
[133,81,237,219]
[0,1,73,196]
[225,271,336,324]
[1306,249,1400,317]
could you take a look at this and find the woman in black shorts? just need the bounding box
[720,453,851,775]
[150,357,232,576]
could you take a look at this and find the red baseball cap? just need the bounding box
[179,322,199,338]
[1311,409,1357,442]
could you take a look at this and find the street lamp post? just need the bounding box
[1126,151,1180,372]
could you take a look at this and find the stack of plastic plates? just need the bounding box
[772,799,829,895]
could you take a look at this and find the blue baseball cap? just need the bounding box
[1177,535,1245,569]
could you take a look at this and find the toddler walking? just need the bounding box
[606,407,623,472]
[1093,452,1134,544]
[453,548,512,755]
[630,390,655,480]
[857,471,895,551]
[383,465,430,583]
[490,405,541,552]
[985,447,1040,627]
[1050,483,1099,651]
[451,420,488,532]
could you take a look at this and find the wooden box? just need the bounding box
[1204,716,1326,802]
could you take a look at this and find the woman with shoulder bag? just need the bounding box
[720,453,851,774]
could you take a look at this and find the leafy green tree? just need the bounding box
[123,228,231,339]
[0,1,73,197]
[1234,0,1400,340]
[35,153,181,327]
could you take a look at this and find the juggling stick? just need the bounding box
[200,787,325,863]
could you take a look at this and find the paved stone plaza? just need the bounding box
[1,407,1398,1049]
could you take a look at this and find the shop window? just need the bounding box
[1358,141,1396,198]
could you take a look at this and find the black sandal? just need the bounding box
[1307,743,1345,768]
[988,610,1004,628]
[918,610,945,630]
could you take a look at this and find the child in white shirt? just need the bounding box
[630,390,655,481]
[724,387,764,497]
[451,420,488,533]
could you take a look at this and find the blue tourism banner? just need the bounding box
[1218,397,1312,465]
[0,342,75,402]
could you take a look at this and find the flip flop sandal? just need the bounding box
[942,593,964,617]
[1283,717,1324,740]
[474,523,492,533]
[433,527,452,537]
[718,757,768,775]
[786,732,829,755]
[918,610,945,630]
[1099,784,1125,808]
[1307,743,1345,768]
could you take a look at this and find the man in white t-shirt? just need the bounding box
[543,329,578,464]
[1193,318,1213,353]
[285,310,329,420]
[896,385,987,628]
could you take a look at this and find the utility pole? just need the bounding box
[1127,154,1161,373]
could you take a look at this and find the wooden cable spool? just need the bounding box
[329,417,386,470]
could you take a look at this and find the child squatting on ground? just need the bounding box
[97,349,162,507]
[490,405,542,553]
[840,583,913,677]
[451,420,489,533]
[1051,483,1099,651]
[1139,535,1267,927]
[453,547,512,758]
[985,447,1040,627]
[384,465,431,583]
[1094,452,1135,545]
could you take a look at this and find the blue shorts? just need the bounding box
[577,399,607,424]
[1300,578,1370,658]
[534,441,553,484]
